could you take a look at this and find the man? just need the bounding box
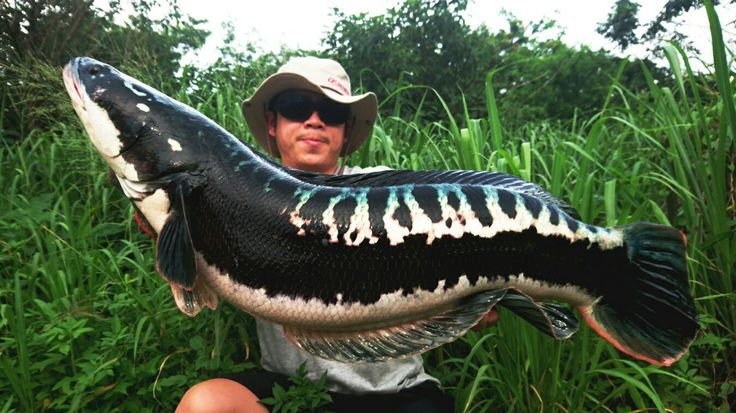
[177,57,496,413]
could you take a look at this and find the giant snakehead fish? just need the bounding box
[63,57,698,366]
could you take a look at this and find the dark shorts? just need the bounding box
[229,370,454,413]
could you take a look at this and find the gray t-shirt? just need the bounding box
[257,164,440,395]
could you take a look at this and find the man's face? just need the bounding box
[266,91,351,174]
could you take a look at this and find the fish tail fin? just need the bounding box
[579,222,699,366]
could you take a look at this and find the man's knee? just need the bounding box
[176,378,267,413]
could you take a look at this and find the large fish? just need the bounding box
[63,57,698,366]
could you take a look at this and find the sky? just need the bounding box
[165,0,734,68]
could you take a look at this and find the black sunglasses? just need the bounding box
[270,94,351,126]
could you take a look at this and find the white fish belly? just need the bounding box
[197,252,596,331]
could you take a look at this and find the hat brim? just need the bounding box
[242,73,377,157]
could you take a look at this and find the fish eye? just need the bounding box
[88,65,102,75]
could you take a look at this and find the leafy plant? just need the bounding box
[259,363,333,413]
[0,1,733,412]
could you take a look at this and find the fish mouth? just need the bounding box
[63,60,86,111]
[63,57,127,160]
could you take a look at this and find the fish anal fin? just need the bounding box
[499,289,579,339]
[283,289,509,362]
[156,181,196,289]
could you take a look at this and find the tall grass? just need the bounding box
[352,3,733,410]
[1,4,733,412]
[0,128,257,412]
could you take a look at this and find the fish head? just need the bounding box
[63,57,207,192]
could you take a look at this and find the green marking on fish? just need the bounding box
[401,184,437,240]
[344,188,375,245]
[289,187,319,234]
[234,160,249,172]
[322,189,352,243]
[263,176,275,192]
[383,187,411,245]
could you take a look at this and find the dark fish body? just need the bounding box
[63,57,699,366]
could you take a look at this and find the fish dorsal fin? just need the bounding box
[156,181,196,291]
[293,169,579,219]
[498,289,578,339]
[282,289,509,363]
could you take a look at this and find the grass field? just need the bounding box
[1,5,734,413]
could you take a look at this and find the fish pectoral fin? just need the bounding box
[282,289,509,363]
[498,289,578,339]
[156,180,196,290]
[170,277,219,317]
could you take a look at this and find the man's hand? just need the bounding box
[471,309,499,331]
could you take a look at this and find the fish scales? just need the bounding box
[64,57,698,366]
[185,166,620,310]
[411,186,444,223]
[104,113,609,315]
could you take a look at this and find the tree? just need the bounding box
[597,0,642,50]
[324,0,486,119]
[597,0,735,50]
[323,0,660,126]
[0,0,209,137]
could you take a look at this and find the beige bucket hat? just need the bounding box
[242,56,378,157]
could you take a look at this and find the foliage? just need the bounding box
[0,0,208,137]
[174,23,318,143]
[597,0,642,50]
[324,0,486,120]
[0,0,734,412]
[0,126,260,411]
[259,364,333,413]
[598,0,736,50]
[324,0,665,127]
